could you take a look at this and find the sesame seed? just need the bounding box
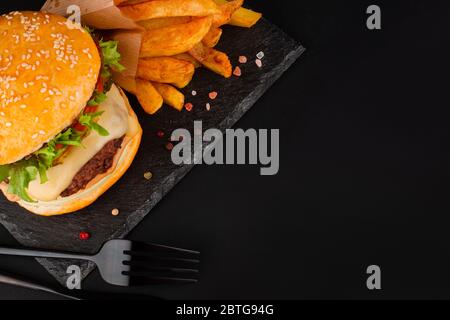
[206,103,211,111]
[39,130,45,135]
[20,104,27,109]
[31,134,38,139]
[5,122,12,127]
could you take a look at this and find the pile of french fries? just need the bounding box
[114,0,262,114]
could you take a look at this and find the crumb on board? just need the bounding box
[185,103,193,112]
[239,55,248,64]
[111,208,120,216]
[206,103,211,111]
[191,90,197,96]
[255,59,263,68]
[144,172,153,180]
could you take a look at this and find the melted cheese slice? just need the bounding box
[28,85,129,201]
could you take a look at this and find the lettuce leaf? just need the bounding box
[88,91,107,106]
[99,40,126,78]
[78,111,109,137]
[7,161,39,203]
[0,165,10,183]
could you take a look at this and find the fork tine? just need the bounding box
[129,242,200,256]
[124,261,200,275]
[125,273,199,286]
[126,254,200,265]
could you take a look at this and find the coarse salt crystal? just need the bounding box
[239,56,247,64]
[209,91,218,100]
[233,66,242,77]
[256,51,265,59]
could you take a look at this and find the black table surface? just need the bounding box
[1,0,450,300]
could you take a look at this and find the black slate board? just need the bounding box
[0,18,304,285]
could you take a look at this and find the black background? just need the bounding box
[1,0,450,300]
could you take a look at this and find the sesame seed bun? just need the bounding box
[0,11,101,165]
[0,87,143,216]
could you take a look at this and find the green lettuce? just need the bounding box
[78,111,109,137]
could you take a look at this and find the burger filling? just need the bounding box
[0,29,127,203]
[61,137,124,197]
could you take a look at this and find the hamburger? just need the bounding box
[0,11,142,216]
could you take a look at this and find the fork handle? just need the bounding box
[0,273,80,300]
[0,247,93,262]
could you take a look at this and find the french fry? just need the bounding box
[171,53,202,68]
[152,82,185,111]
[214,0,262,27]
[120,0,221,21]
[138,17,193,30]
[137,57,195,86]
[172,76,194,89]
[212,0,243,27]
[135,79,164,115]
[140,16,212,57]
[202,27,223,48]
[189,42,232,78]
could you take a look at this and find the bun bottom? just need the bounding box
[0,88,143,216]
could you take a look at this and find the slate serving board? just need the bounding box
[0,15,305,285]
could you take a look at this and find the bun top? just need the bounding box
[0,11,101,165]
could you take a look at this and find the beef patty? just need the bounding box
[61,137,125,197]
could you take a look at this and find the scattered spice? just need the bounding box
[206,103,211,111]
[144,172,153,180]
[166,142,174,151]
[79,231,90,240]
[209,91,218,100]
[255,59,263,68]
[157,130,165,138]
[191,90,197,96]
[185,103,193,112]
[239,55,248,64]
[233,66,242,77]
[111,208,120,216]
[256,51,265,60]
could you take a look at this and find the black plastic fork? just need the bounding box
[0,240,200,286]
